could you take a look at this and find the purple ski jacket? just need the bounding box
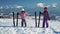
[43,11,50,20]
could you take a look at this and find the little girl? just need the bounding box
[20,9,29,27]
[42,7,50,28]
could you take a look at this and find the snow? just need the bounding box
[0,18,60,34]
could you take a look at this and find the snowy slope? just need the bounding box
[0,18,60,34]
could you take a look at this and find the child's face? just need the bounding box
[44,9,48,11]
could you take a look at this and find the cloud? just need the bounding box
[0,5,10,9]
[0,5,23,9]
[16,6,23,8]
[45,5,51,7]
[0,6,3,9]
[37,3,44,7]
[37,3,57,8]
[52,3,57,7]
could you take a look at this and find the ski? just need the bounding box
[38,11,41,27]
[12,12,15,27]
[35,12,37,27]
[16,12,19,26]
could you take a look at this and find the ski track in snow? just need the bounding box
[0,18,60,34]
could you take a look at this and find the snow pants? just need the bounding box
[21,19,27,27]
[42,18,48,28]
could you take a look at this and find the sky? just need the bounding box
[0,0,60,9]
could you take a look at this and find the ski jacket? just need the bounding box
[43,11,50,20]
[20,12,29,19]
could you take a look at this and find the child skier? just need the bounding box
[42,7,50,28]
[20,9,30,27]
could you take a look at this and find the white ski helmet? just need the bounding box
[21,8,25,11]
